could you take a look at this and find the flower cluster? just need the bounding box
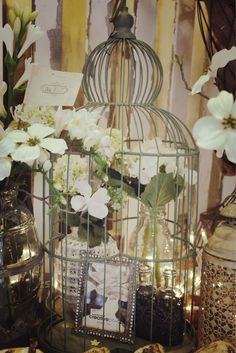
[191,47,236,164]
[124,137,197,186]
[0,6,69,192]
[50,106,197,216]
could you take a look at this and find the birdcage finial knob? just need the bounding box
[110,0,135,39]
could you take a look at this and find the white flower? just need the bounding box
[192,90,236,163]
[7,123,67,163]
[67,109,98,140]
[17,23,44,58]
[14,57,32,89]
[71,180,110,219]
[97,135,115,162]
[53,154,88,194]
[83,128,103,150]
[53,107,75,137]
[0,135,16,181]
[97,128,122,161]
[2,23,14,57]
[11,105,56,128]
[191,46,236,94]
[0,81,7,118]
[129,156,157,185]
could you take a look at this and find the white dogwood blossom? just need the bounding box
[193,90,236,163]
[71,180,110,219]
[7,123,67,163]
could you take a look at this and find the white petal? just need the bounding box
[75,180,92,198]
[211,46,236,72]
[87,201,109,219]
[224,131,236,164]
[2,24,14,57]
[192,116,226,150]
[40,138,67,154]
[215,147,224,159]
[14,57,32,89]
[0,158,12,180]
[140,172,151,185]
[70,195,86,212]
[38,148,50,164]
[231,99,236,119]
[207,91,233,120]
[191,72,211,95]
[17,23,44,58]
[43,159,52,172]
[28,123,55,139]
[90,187,110,204]
[7,129,29,143]
[0,136,16,157]
[38,149,52,171]
[54,107,74,137]
[11,144,40,161]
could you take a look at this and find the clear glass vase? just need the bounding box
[0,188,42,345]
[129,205,173,287]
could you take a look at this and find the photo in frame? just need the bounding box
[73,254,139,344]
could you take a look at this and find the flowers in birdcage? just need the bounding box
[67,108,99,140]
[53,154,88,195]
[191,47,236,164]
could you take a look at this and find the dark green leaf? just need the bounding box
[141,173,184,209]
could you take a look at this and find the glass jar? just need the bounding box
[0,188,42,345]
[129,205,173,287]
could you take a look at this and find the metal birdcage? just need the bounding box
[39,3,199,353]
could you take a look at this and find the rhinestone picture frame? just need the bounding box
[73,252,139,344]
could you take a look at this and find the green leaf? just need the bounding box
[141,173,184,209]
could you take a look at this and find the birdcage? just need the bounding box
[39,2,199,353]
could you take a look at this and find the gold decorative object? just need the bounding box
[198,217,236,346]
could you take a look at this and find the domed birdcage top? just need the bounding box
[82,4,163,105]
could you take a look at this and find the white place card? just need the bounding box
[24,64,83,106]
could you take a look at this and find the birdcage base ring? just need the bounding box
[38,316,196,353]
